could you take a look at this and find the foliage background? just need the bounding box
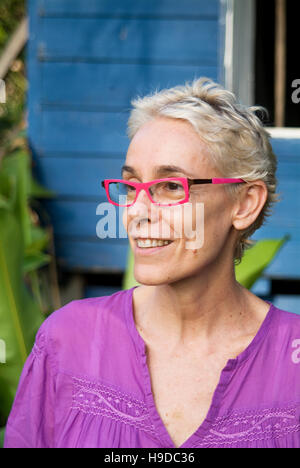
[0,0,58,447]
[0,0,26,148]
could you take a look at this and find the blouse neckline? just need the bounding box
[125,286,276,448]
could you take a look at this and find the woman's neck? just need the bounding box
[133,270,269,352]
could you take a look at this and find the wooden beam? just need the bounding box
[274,0,286,127]
[0,17,28,80]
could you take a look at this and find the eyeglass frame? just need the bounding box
[101,177,246,207]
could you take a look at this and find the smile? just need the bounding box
[136,238,173,248]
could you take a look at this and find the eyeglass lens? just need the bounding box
[108,180,186,205]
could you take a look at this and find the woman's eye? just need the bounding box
[165,182,183,191]
[123,180,137,190]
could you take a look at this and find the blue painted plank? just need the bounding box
[55,238,129,272]
[271,138,300,158]
[37,111,129,153]
[84,285,121,299]
[276,162,300,178]
[247,233,300,279]
[272,296,300,316]
[33,156,124,196]
[40,62,218,109]
[259,241,300,279]
[250,278,271,296]
[43,199,128,239]
[38,18,218,65]
[38,0,219,18]
[28,0,43,159]
[253,226,299,242]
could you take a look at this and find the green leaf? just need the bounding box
[0,426,5,449]
[25,225,50,254]
[0,150,31,246]
[0,194,11,210]
[23,252,51,274]
[29,177,56,199]
[0,172,16,211]
[235,236,289,289]
[122,248,140,290]
[0,209,44,421]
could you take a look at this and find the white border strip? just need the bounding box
[268,127,300,139]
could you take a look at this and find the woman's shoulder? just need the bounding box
[267,303,300,362]
[271,303,300,331]
[52,288,131,320]
[36,288,134,354]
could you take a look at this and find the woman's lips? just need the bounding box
[133,238,174,255]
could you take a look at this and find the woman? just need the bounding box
[4,78,300,448]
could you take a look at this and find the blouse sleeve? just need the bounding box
[4,322,56,448]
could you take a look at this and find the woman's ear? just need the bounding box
[232,181,268,231]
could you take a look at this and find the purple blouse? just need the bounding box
[4,287,300,448]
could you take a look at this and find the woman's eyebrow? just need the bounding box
[121,165,137,176]
[121,164,192,178]
[154,165,192,177]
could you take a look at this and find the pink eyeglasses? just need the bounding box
[101,177,245,207]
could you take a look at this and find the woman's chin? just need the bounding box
[134,267,171,286]
[134,276,165,286]
[134,265,182,286]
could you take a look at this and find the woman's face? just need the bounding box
[123,117,238,285]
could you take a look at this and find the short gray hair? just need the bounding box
[127,77,279,264]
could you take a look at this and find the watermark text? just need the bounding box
[0,339,6,364]
[291,79,300,104]
[96,200,205,250]
[0,79,6,103]
[291,339,300,364]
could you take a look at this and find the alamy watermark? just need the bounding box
[96,199,205,250]
[0,79,6,103]
[291,79,300,104]
[0,339,6,364]
[291,339,300,364]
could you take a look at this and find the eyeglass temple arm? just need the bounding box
[101,178,245,187]
[190,178,245,185]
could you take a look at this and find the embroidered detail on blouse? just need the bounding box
[192,404,300,447]
[71,377,156,435]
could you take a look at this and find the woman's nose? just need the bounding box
[126,188,153,223]
[132,187,152,209]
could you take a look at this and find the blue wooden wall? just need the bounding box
[27,0,221,272]
[27,0,300,302]
[253,139,300,279]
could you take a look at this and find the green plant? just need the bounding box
[235,236,289,289]
[0,134,55,443]
[0,0,25,47]
[0,427,5,448]
[0,0,26,148]
[0,0,54,446]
